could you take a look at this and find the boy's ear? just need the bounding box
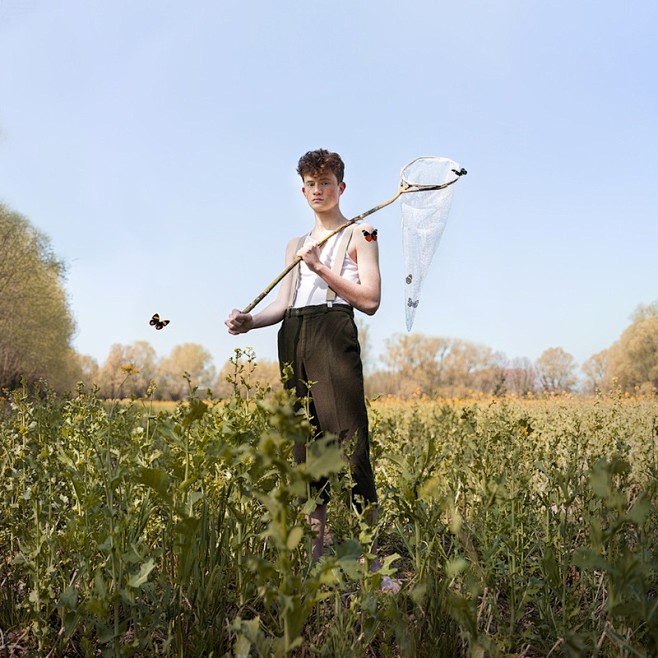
[339,181,346,194]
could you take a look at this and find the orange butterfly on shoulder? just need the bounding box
[150,313,170,330]
[362,229,378,242]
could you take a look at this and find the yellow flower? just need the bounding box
[121,363,141,375]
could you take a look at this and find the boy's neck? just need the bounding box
[312,208,346,235]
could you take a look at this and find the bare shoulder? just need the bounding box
[355,221,376,233]
[286,235,302,249]
[284,234,306,263]
[352,221,379,246]
[349,222,380,271]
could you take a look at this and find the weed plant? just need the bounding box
[1,358,657,656]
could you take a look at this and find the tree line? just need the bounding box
[2,201,658,399]
[0,204,78,391]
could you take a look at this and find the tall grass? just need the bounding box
[1,357,657,656]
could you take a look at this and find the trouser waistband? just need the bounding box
[284,303,353,318]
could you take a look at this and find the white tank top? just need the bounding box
[292,229,360,307]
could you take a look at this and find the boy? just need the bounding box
[225,148,380,562]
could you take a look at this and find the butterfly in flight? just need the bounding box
[407,298,419,308]
[150,313,170,330]
[362,229,378,242]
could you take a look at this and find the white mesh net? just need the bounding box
[400,156,461,331]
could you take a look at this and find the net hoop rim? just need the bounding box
[399,155,462,189]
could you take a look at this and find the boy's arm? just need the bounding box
[225,237,298,334]
[297,223,381,316]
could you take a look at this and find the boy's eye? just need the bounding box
[305,179,333,188]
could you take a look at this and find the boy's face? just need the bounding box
[301,170,345,213]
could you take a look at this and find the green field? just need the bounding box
[1,373,657,656]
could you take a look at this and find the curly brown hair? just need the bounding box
[296,149,345,183]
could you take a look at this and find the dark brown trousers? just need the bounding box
[277,304,378,507]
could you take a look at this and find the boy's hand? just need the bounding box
[225,309,254,334]
[297,241,323,273]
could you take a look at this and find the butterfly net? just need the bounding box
[400,156,461,331]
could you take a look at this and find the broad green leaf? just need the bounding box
[94,571,107,599]
[286,526,304,551]
[234,635,252,658]
[626,493,651,525]
[135,467,172,500]
[59,586,78,610]
[303,444,344,480]
[127,558,155,588]
[589,458,611,498]
[419,475,441,500]
[335,539,362,561]
[182,398,209,428]
[541,546,561,588]
[573,548,610,572]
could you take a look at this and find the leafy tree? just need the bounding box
[379,333,502,397]
[0,203,79,390]
[96,341,158,398]
[581,350,609,394]
[364,369,401,397]
[470,352,510,397]
[382,333,452,396]
[504,357,538,397]
[442,339,498,390]
[96,344,129,398]
[157,343,216,400]
[535,347,578,393]
[76,354,100,384]
[605,303,658,393]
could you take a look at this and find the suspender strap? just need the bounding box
[326,227,353,306]
[288,227,354,308]
[288,235,307,307]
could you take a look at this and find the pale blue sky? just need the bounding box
[1,0,656,372]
